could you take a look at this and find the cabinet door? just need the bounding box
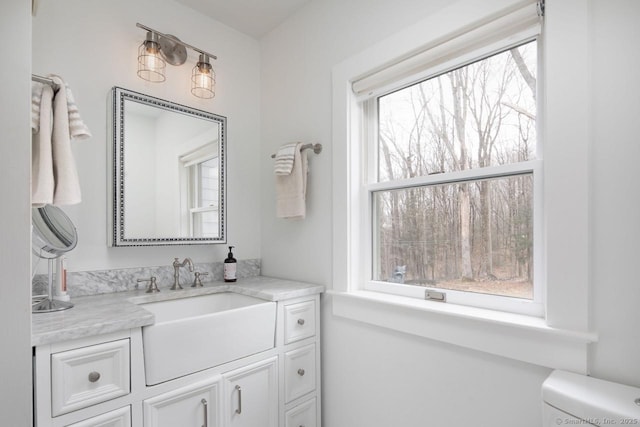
[143,377,220,427]
[223,357,278,427]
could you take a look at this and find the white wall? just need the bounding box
[0,0,32,425]
[32,0,262,271]
[588,0,640,386]
[261,0,640,426]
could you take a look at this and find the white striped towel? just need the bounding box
[273,142,299,175]
[31,75,92,140]
[276,142,308,220]
[50,77,82,205]
[31,82,44,133]
[31,84,55,207]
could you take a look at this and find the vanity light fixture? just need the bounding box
[137,31,166,82]
[135,23,217,99]
[192,54,215,99]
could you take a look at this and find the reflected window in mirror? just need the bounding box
[180,145,219,238]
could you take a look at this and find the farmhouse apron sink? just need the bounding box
[138,292,276,385]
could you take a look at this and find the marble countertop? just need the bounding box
[32,276,324,347]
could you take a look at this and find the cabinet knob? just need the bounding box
[88,371,101,383]
[297,318,305,326]
[297,368,305,376]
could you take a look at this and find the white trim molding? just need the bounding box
[330,290,596,372]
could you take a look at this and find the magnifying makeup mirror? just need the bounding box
[32,205,78,312]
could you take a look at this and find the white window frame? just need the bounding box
[360,40,544,317]
[331,0,595,371]
[187,159,219,237]
[179,144,220,237]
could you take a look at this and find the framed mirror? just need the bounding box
[109,87,226,246]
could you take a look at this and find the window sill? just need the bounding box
[328,290,597,372]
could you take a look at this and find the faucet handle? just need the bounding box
[192,272,208,288]
[137,276,160,293]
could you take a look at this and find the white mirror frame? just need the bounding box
[108,87,227,246]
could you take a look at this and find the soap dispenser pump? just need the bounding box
[224,246,237,282]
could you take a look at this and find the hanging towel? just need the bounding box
[31,82,44,133]
[273,142,298,175]
[31,84,55,207]
[50,76,83,205]
[276,142,308,220]
[50,75,92,140]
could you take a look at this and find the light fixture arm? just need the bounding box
[136,23,217,61]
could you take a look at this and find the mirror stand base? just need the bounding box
[32,258,74,313]
[32,298,74,313]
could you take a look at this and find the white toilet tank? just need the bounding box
[542,370,640,426]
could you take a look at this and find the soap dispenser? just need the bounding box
[224,246,237,282]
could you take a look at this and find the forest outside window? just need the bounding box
[365,40,542,316]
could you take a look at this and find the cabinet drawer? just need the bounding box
[284,344,316,403]
[65,406,131,427]
[51,339,130,416]
[285,398,316,427]
[284,300,316,344]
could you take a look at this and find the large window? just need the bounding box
[333,0,593,369]
[364,40,542,315]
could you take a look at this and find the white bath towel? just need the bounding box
[31,82,44,133]
[50,75,92,140]
[51,76,83,205]
[31,75,92,140]
[31,84,55,207]
[274,142,298,175]
[276,142,308,220]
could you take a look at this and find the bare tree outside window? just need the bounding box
[373,40,537,299]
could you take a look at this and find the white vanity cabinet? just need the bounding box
[278,296,321,427]
[33,291,322,427]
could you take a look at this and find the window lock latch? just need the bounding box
[425,289,447,302]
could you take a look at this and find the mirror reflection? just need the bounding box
[110,87,226,246]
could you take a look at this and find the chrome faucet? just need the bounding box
[171,257,194,290]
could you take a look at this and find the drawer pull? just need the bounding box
[88,371,101,383]
[235,385,242,414]
[297,318,305,326]
[201,398,208,427]
[297,368,305,376]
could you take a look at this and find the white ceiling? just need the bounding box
[174,0,313,39]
